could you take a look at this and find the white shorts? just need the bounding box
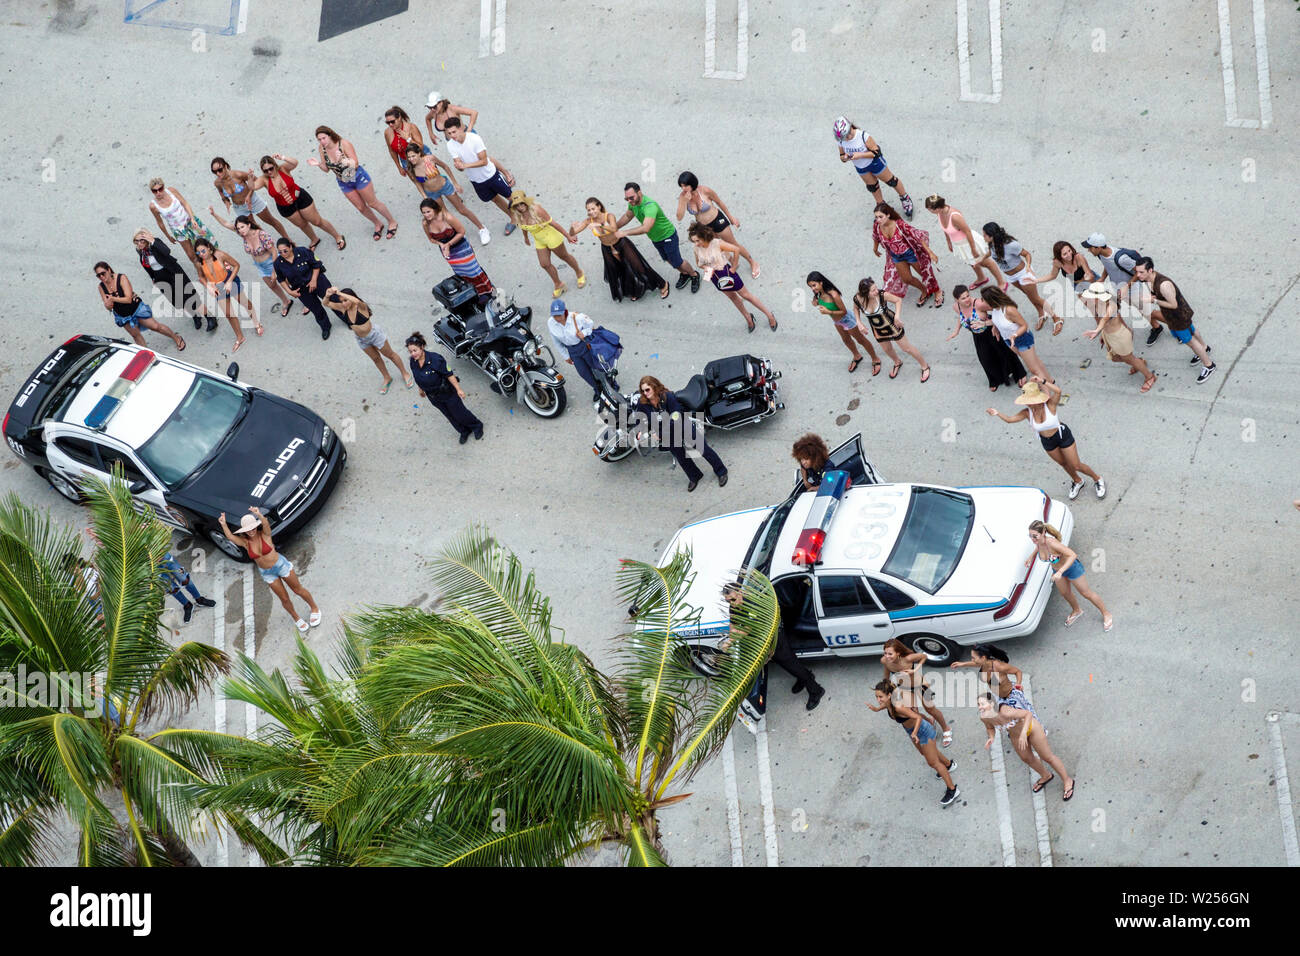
[1006,267,1037,287]
[951,232,987,266]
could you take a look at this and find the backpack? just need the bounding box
[1111,247,1142,276]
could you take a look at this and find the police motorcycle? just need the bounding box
[591,354,783,462]
[430,275,567,418]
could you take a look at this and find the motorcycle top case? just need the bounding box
[704,355,757,390]
[707,392,764,427]
[433,275,479,312]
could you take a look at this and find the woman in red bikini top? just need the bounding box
[217,507,322,633]
[383,106,426,176]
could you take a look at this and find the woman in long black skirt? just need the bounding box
[132,228,214,330]
[947,283,1025,390]
[571,197,669,302]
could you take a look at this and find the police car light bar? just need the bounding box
[791,469,851,566]
[84,350,157,431]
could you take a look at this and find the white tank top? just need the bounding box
[1025,404,1062,435]
[989,308,1020,340]
[154,189,188,231]
[839,129,872,163]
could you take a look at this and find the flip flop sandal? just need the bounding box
[1063,781,1076,801]
[372,228,383,241]
[1035,315,1047,331]
[920,366,932,383]
[848,357,863,373]
[552,284,567,298]
[404,377,415,389]
[309,239,322,251]
[1065,609,1084,627]
[970,278,989,289]
[871,361,882,376]
[255,325,265,336]
[1103,616,1114,632]
[336,235,347,251]
[941,729,953,748]
[1052,318,1064,336]
[932,292,945,308]
[380,380,393,394]
[889,362,903,379]
[769,318,779,331]
[915,291,932,308]
[659,285,670,299]
[232,338,245,352]
[385,225,398,239]
[175,337,186,351]
[576,274,587,289]
[1140,375,1157,393]
[1032,773,1056,793]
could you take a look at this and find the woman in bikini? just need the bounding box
[950,643,1025,704]
[675,171,756,276]
[881,637,952,746]
[208,209,294,315]
[973,286,1054,383]
[868,681,959,807]
[947,283,1026,391]
[852,277,930,382]
[807,271,880,374]
[322,287,415,394]
[570,197,668,302]
[687,223,777,332]
[420,198,493,303]
[1079,282,1157,392]
[1031,241,1098,322]
[148,178,215,268]
[1025,518,1112,631]
[986,377,1105,505]
[217,508,320,634]
[871,202,943,307]
[923,194,1002,289]
[193,237,262,351]
[249,154,345,251]
[507,191,586,298]
[423,93,479,144]
[403,143,489,241]
[94,262,186,350]
[308,126,399,241]
[978,692,1075,801]
[976,222,1061,334]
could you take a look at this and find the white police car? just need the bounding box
[654,435,1073,665]
[4,335,346,561]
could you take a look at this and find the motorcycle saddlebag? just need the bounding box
[704,354,756,391]
[708,393,763,427]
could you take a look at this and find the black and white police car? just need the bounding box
[4,335,346,561]
[652,435,1074,665]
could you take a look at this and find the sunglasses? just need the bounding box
[151,186,164,193]
[94,271,109,278]
[262,167,275,173]
[385,118,397,125]
[640,387,654,394]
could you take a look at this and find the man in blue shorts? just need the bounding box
[444,117,517,236]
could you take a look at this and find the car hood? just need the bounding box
[173,391,324,517]
[938,487,1049,599]
[653,506,773,636]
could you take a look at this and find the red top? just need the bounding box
[265,169,300,207]
[388,125,413,159]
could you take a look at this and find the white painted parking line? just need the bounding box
[1267,711,1300,866]
[212,561,229,868]
[755,719,779,866]
[242,565,260,866]
[956,0,1002,104]
[478,0,505,58]
[721,732,745,866]
[1217,0,1272,129]
[1029,768,1053,867]
[989,729,1017,866]
[704,0,748,81]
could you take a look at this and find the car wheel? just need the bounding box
[907,633,960,666]
[208,526,251,563]
[687,645,724,678]
[40,468,85,504]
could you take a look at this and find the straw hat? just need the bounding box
[236,513,261,534]
[1014,381,1051,405]
[507,189,534,209]
[1079,282,1112,301]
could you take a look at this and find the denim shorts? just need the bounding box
[854,153,887,176]
[114,299,153,328]
[890,249,919,264]
[652,233,684,269]
[1062,558,1085,581]
[258,553,293,584]
[423,177,457,201]
[213,275,243,299]
[910,717,938,746]
[337,166,373,194]
[253,257,275,278]
[1012,330,1035,351]
[1170,323,1195,344]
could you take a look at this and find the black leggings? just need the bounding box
[150,268,207,316]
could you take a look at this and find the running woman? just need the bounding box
[1027,517,1112,631]
[208,208,294,316]
[947,284,1026,391]
[94,262,186,351]
[977,692,1075,800]
[871,203,943,307]
[570,197,669,302]
[1030,240,1098,322]
[1132,258,1217,383]
[924,195,1001,289]
[507,191,586,298]
[976,222,1061,334]
[881,638,952,747]
[807,271,880,374]
[1079,283,1156,392]
[687,223,777,332]
[308,126,399,241]
[852,277,930,381]
[973,287,1054,384]
[869,681,959,806]
[420,198,493,304]
[194,237,262,350]
[218,508,321,634]
[148,178,215,268]
[403,143,490,244]
[211,157,289,240]
[950,643,1026,706]
[675,171,755,274]
[250,154,345,251]
[986,378,1105,502]
[832,116,914,218]
[322,287,414,394]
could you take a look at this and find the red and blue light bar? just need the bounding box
[84,350,156,431]
[791,469,851,566]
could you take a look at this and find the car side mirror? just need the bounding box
[128,479,149,494]
[226,362,239,381]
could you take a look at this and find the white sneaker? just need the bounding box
[1068,480,1084,500]
[478,227,491,245]
[1095,477,1106,499]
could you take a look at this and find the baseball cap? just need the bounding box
[550,299,567,316]
[426,90,442,108]
[1082,233,1106,248]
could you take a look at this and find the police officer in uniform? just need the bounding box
[272,238,346,339]
[406,331,484,444]
[723,582,825,711]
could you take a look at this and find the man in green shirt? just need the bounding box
[617,182,700,292]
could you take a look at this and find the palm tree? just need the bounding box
[0,474,281,866]
[199,526,777,865]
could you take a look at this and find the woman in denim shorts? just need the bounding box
[218,508,321,634]
[870,680,960,807]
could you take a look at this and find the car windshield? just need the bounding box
[881,487,974,594]
[743,500,791,575]
[46,349,113,424]
[136,377,247,487]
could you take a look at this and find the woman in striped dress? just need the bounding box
[420,198,493,303]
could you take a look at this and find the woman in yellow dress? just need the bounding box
[508,190,586,298]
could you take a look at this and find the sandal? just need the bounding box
[372,227,383,241]
[1034,314,1047,331]
[380,379,393,394]
[932,290,945,308]
[553,284,567,298]
[1103,615,1114,632]
[1052,317,1064,336]
[920,365,931,383]
[175,336,186,352]
[294,618,309,634]
[272,302,285,315]
[336,235,347,251]
[941,728,953,748]
[1063,780,1076,801]
[1032,773,1056,794]
[404,376,415,389]
[309,238,322,252]
[255,324,265,336]
[385,225,398,239]
[659,283,670,299]
[871,360,882,377]
[1064,609,1083,627]
[916,291,932,308]
[576,274,587,289]
[970,278,989,289]
[769,318,779,331]
[232,338,245,353]
[1140,374,1157,393]
[848,356,863,373]
[889,361,903,379]
[752,264,761,279]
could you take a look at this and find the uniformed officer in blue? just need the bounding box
[405,331,484,444]
[273,238,344,339]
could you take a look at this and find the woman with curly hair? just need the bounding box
[791,433,830,491]
[870,202,942,307]
[633,375,728,492]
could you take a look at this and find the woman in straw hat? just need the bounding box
[986,377,1106,502]
[508,190,586,298]
[1026,518,1112,632]
[1079,282,1156,393]
[217,507,321,634]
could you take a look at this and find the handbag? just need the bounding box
[585,326,623,372]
